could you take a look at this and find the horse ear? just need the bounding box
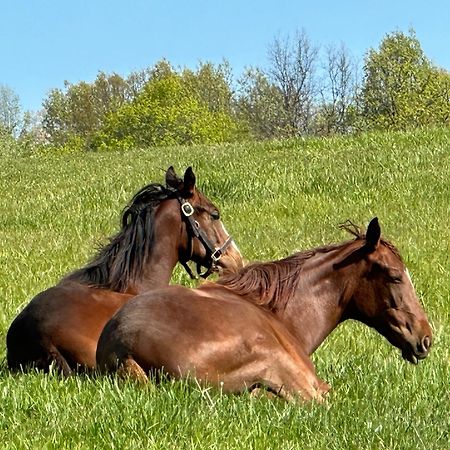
[365,217,381,250]
[183,167,196,193]
[165,166,182,189]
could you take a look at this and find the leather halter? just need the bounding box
[172,192,234,279]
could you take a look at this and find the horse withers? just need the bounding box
[96,217,432,403]
[7,166,243,374]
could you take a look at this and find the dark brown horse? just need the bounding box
[96,218,432,402]
[7,166,243,374]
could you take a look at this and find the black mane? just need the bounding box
[65,183,177,292]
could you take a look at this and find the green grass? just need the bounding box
[0,129,449,449]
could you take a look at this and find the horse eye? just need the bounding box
[389,274,403,284]
[387,269,403,284]
[211,211,220,221]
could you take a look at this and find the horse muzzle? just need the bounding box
[401,334,432,365]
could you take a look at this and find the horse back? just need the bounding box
[7,280,132,371]
[96,285,313,380]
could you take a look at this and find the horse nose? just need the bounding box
[218,249,244,274]
[417,335,432,356]
[422,335,432,352]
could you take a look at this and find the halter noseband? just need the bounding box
[175,195,234,279]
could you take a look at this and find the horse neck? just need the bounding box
[125,202,182,295]
[128,244,179,294]
[279,244,363,355]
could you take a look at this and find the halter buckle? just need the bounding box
[181,202,195,217]
[211,248,223,262]
[211,236,233,262]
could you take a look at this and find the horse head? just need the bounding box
[165,166,243,277]
[342,217,432,364]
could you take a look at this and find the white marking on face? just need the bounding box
[220,222,242,255]
[405,268,414,288]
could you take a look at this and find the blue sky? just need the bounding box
[2,0,450,112]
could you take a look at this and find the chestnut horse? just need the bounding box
[7,166,243,374]
[96,218,432,402]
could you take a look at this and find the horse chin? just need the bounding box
[402,348,419,365]
[383,326,427,365]
[401,346,429,365]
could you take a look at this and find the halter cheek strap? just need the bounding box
[178,198,234,279]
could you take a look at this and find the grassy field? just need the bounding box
[0,129,449,449]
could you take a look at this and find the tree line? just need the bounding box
[1,29,450,154]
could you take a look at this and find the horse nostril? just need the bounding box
[422,335,431,352]
[417,335,431,356]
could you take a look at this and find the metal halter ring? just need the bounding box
[181,202,195,217]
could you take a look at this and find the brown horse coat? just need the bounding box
[96,217,432,401]
[97,285,328,402]
[7,167,243,374]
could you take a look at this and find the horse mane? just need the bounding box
[214,251,314,312]
[65,183,177,292]
[214,220,401,312]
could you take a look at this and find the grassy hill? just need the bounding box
[0,129,448,449]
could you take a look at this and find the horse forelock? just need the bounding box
[66,182,176,291]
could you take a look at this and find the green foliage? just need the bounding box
[0,127,22,156]
[182,61,235,114]
[0,84,22,137]
[0,129,449,448]
[359,30,450,130]
[42,71,147,147]
[41,61,245,151]
[93,68,243,150]
[237,68,288,139]
[33,29,450,152]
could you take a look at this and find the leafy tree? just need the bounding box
[37,29,450,152]
[42,88,69,145]
[41,60,245,150]
[0,85,22,137]
[315,44,359,135]
[359,30,450,130]
[42,71,139,146]
[267,29,319,135]
[427,68,450,124]
[236,68,287,139]
[182,61,235,114]
[92,70,242,150]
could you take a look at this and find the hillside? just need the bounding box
[0,129,448,448]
